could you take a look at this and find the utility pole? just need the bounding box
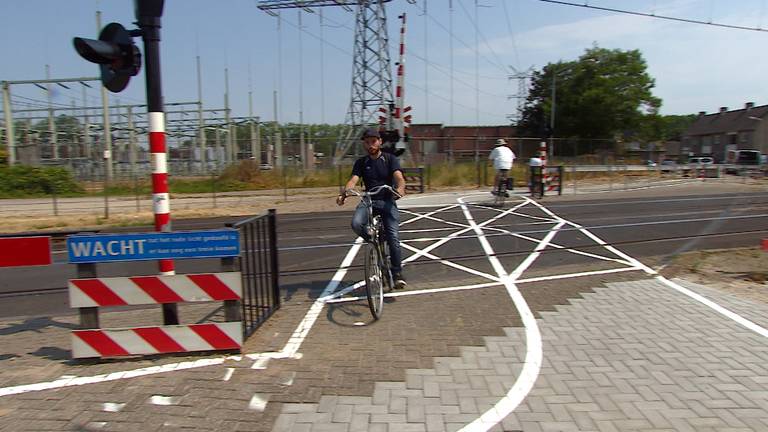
[550,72,556,159]
[273,89,282,168]
[224,68,233,164]
[71,99,78,160]
[82,84,92,161]
[248,80,259,163]
[196,56,206,171]
[46,65,59,160]
[127,105,136,174]
[96,11,114,181]
[215,127,222,169]
[298,10,307,170]
[2,81,15,165]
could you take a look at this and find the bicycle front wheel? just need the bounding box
[364,243,384,319]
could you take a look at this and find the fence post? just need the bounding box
[52,189,59,217]
[572,166,577,194]
[221,255,241,322]
[77,263,99,329]
[558,166,563,195]
[211,171,217,208]
[103,176,110,219]
[624,165,628,190]
[134,174,140,212]
[283,168,288,201]
[608,165,613,191]
[268,209,280,308]
[419,167,424,193]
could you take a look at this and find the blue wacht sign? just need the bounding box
[67,229,240,263]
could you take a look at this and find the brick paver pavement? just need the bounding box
[1,277,768,431]
[269,278,768,432]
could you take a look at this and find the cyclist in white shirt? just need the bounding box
[488,139,516,197]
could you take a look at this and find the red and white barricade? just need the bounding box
[0,236,52,267]
[69,272,242,358]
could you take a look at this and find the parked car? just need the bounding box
[645,160,657,167]
[660,159,677,173]
[689,156,714,165]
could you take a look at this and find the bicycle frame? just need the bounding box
[345,185,399,319]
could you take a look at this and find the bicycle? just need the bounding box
[529,166,544,199]
[492,170,510,207]
[344,184,401,320]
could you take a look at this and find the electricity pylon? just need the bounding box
[257,0,400,162]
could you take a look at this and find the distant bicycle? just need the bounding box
[492,173,510,207]
[344,184,401,320]
[529,166,544,199]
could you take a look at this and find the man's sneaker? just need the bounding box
[504,191,510,198]
[490,190,498,196]
[392,272,407,290]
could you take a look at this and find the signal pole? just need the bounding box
[135,0,177,324]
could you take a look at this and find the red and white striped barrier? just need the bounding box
[545,167,560,192]
[72,322,242,358]
[0,236,51,267]
[69,272,241,308]
[68,271,243,358]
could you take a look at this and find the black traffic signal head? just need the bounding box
[73,22,141,93]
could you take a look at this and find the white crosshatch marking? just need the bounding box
[3,189,768,432]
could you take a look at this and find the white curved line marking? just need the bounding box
[456,196,554,432]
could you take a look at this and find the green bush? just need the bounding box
[0,166,84,197]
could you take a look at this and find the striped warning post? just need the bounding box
[68,272,242,308]
[71,322,242,358]
[149,111,174,275]
[545,167,560,192]
[538,141,549,192]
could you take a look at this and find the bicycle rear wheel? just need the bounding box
[380,240,393,292]
[364,243,384,319]
[494,179,507,207]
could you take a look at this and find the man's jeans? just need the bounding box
[351,199,402,274]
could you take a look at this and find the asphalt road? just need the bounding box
[1,188,767,319]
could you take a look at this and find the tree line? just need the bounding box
[518,45,695,146]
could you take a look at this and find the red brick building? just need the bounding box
[407,124,518,164]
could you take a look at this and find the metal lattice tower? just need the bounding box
[257,0,395,162]
[507,66,534,125]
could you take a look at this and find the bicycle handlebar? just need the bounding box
[344,184,402,199]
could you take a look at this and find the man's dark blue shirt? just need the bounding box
[351,152,402,201]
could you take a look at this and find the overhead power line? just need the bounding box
[540,0,768,32]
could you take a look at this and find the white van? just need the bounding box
[688,156,714,165]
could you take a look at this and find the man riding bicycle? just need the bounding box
[489,138,516,197]
[336,128,408,289]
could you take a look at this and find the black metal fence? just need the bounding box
[230,209,280,338]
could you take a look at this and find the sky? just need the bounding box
[1,0,768,129]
